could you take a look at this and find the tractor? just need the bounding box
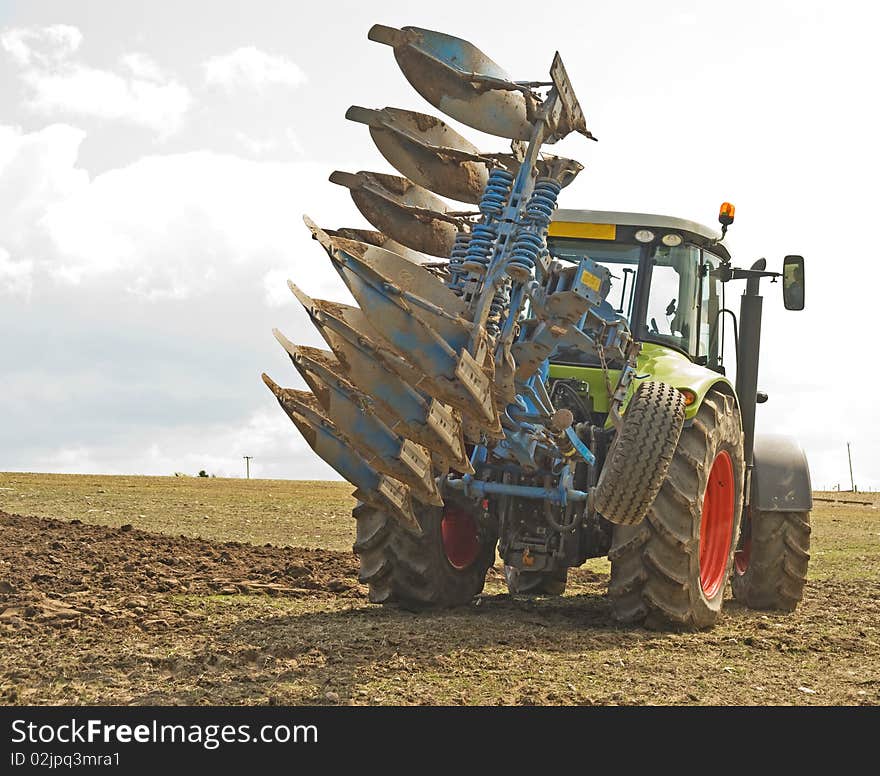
[263,24,811,629]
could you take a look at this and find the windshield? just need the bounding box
[645,244,701,354]
[547,237,720,362]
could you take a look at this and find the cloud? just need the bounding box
[19,408,336,479]
[0,122,363,481]
[0,247,34,298]
[0,24,81,66]
[0,123,88,287]
[119,52,165,82]
[0,122,359,303]
[203,46,307,91]
[1,25,191,137]
[40,149,343,300]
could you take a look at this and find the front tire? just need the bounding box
[608,388,744,629]
[593,381,685,526]
[731,509,810,611]
[353,499,495,610]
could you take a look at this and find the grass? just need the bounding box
[0,472,357,551]
[1,472,877,582]
[1,472,879,705]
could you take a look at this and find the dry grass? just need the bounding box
[0,472,357,551]
[1,473,878,705]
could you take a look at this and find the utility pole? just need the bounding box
[243,455,253,480]
[847,443,855,493]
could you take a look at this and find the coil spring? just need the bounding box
[461,169,513,274]
[480,168,514,217]
[525,177,561,225]
[461,224,496,273]
[506,177,561,281]
[446,231,472,293]
[486,282,510,337]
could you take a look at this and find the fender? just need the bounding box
[750,434,812,512]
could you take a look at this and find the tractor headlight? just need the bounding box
[634,229,655,243]
[662,233,683,247]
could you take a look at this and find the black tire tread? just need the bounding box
[609,388,745,629]
[731,510,810,611]
[353,502,495,609]
[593,381,686,526]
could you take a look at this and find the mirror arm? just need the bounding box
[718,266,781,283]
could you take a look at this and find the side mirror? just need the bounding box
[782,255,805,310]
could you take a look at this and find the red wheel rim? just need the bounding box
[734,509,752,575]
[441,506,480,570]
[699,450,735,598]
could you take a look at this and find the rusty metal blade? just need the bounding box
[261,374,418,528]
[283,289,473,472]
[294,225,500,430]
[307,218,467,313]
[329,170,466,257]
[326,227,427,264]
[273,340,442,505]
[368,24,535,140]
[346,106,489,203]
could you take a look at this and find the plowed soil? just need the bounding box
[1,474,878,705]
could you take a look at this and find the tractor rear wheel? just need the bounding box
[593,381,686,526]
[353,498,496,610]
[504,565,567,596]
[731,509,810,611]
[608,388,744,629]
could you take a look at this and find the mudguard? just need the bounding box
[751,434,812,512]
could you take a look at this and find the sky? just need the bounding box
[0,0,878,489]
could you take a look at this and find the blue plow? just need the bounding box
[264,24,638,528]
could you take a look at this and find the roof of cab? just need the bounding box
[551,209,731,261]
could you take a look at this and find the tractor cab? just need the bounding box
[547,210,731,373]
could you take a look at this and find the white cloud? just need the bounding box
[263,268,294,307]
[0,247,34,298]
[119,52,165,82]
[23,409,339,480]
[203,46,307,91]
[233,131,279,156]
[285,128,304,155]
[1,25,191,137]
[0,122,361,304]
[41,149,344,300]
[0,24,81,66]
[0,123,88,267]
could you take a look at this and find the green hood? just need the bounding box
[548,342,735,420]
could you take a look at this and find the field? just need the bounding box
[1,472,878,706]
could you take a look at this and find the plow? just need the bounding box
[263,24,813,628]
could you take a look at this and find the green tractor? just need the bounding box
[265,24,811,629]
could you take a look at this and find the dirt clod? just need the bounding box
[1,476,879,706]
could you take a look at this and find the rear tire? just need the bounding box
[593,381,685,526]
[731,509,810,611]
[608,388,744,629]
[504,565,567,596]
[353,499,495,610]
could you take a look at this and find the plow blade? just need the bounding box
[346,105,489,203]
[303,219,500,431]
[306,217,469,322]
[368,24,534,141]
[261,375,418,529]
[326,227,426,265]
[346,105,584,201]
[276,341,442,505]
[285,288,473,472]
[329,170,466,257]
[305,217,472,353]
[369,25,595,144]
